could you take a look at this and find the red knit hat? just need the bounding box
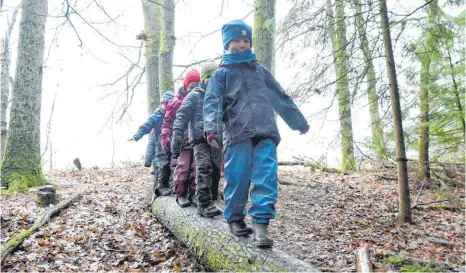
[183,69,200,90]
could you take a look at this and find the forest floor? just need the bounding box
[1,164,464,272]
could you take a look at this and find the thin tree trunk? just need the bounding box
[1,6,20,160]
[159,0,175,93]
[418,59,431,180]
[253,0,276,74]
[0,0,48,191]
[446,47,465,138]
[352,0,387,160]
[379,0,412,222]
[327,0,356,171]
[142,0,161,115]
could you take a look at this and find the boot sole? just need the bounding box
[230,229,250,237]
[198,210,221,218]
[254,240,274,248]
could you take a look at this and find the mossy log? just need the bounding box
[0,193,83,262]
[152,196,320,272]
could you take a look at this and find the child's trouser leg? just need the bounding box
[210,145,222,201]
[158,163,170,188]
[174,148,193,198]
[223,138,253,222]
[193,143,213,207]
[248,139,278,224]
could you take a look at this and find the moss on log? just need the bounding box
[152,196,320,272]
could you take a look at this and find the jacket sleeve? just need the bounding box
[203,70,225,139]
[160,99,181,142]
[133,112,159,141]
[260,66,309,133]
[172,93,196,148]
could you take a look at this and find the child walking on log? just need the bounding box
[203,19,309,247]
[161,70,200,208]
[129,91,175,198]
[171,62,222,218]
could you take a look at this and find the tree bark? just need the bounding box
[253,0,276,74]
[352,0,387,160]
[0,0,48,191]
[446,47,465,139]
[327,0,356,171]
[379,0,412,222]
[142,0,161,115]
[1,6,20,161]
[418,59,431,180]
[152,196,320,272]
[159,0,175,93]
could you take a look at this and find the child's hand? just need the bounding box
[127,137,135,141]
[299,123,310,135]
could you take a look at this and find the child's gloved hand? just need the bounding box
[206,133,220,149]
[161,137,171,153]
[171,142,181,159]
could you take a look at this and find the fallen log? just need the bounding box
[152,196,320,272]
[0,193,83,262]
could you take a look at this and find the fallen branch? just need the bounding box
[355,247,373,273]
[0,192,83,262]
[413,178,427,207]
[152,196,320,272]
[278,161,307,166]
[374,175,397,181]
[411,199,449,209]
[383,251,463,272]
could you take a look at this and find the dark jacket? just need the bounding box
[203,63,309,148]
[172,83,210,153]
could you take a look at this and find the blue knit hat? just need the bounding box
[222,19,252,50]
[161,91,174,101]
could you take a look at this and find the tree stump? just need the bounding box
[36,185,57,207]
[152,196,320,272]
[73,157,82,171]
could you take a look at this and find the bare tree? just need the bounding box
[159,0,175,93]
[1,5,20,160]
[1,0,48,191]
[141,0,161,115]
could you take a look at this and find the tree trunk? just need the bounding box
[152,197,320,272]
[327,0,356,171]
[253,0,276,74]
[142,0,161,115]
[418,59,431,180]
[352,0,387,160]
[446,46,465,139]
[417,0,439,181]
[379,0,412,222]
[0,0,48,191]
[0,6,20,161]
[159,0,175,93]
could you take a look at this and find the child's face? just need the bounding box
[186,82,199,92]
[227,38,251,53]
[203,77,210,85]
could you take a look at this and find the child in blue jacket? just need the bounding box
[129,91,174,197]
[203,20,309,247]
